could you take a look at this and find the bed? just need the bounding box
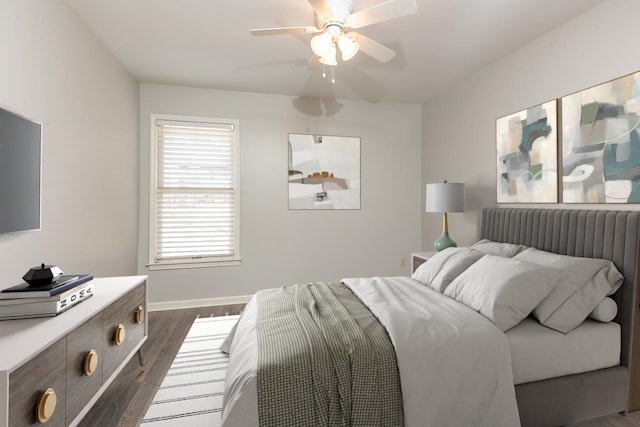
[220,207,640,427]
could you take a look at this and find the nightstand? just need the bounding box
[411,252,436,273]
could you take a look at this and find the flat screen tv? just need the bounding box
[0,107,41,234]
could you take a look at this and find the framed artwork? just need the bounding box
[288,133,361,210]
[496,100,558,203]
[561,71,640,203]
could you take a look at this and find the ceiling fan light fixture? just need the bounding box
[310,31,333,57]
[319,43,338,66]
[338,34,359,61]
[252,0,415,68]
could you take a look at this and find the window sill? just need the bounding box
[146,259,241,271]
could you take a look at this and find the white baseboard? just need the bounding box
[148,295,252,312]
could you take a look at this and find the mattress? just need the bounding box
[507,317,620,385]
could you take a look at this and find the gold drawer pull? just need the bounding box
[84,349,98,376]
[36,387,57,423]
[114,324,126,346]
[136,305,144,325]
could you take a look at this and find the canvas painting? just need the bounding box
[288,133,360,210]
[496,100,558,203]
[562,71,640,203]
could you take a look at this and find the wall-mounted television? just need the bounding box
[0,108,41,234]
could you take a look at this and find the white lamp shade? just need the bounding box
[426,182,465,213]
[311,32,333,57]
[319,44,338,66]
[338,34,359,61]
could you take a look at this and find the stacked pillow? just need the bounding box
[411,247,468,288]
[443,254,559,331]
[470,239,527,258]
[513,247,623,333]
[411,240,623,333]
[411,247,485,293]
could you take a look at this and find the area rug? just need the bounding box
[141,315,239,426]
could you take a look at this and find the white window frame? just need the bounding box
[148,114,240,270]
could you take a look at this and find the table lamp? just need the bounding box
[426,180,465,251]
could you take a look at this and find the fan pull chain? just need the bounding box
[321,64,336,84]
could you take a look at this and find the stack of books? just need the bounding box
[0,274,94,320]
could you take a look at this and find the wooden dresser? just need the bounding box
[0,276,147,427]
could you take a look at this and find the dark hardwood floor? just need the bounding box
[78,304,244,427]
[79,303,640,427]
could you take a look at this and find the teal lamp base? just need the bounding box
[433,232,457,251]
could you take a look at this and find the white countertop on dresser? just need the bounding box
[0,275,147,373]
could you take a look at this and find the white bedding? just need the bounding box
[220,277,521,427]
[507,317,620,385]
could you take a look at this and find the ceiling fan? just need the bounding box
[250,0,417,68]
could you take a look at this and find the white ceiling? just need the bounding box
[64,0,603,104]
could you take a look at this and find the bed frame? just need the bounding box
[480,207,640,427]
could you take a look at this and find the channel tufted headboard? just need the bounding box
[480,207,640,425]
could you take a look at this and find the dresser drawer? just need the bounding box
[66,313,103,422]
[102,283,146,380]
[8,338,66,427]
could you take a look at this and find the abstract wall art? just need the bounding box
[561,71,640,203]
[288,133,360,210]
[496,100,558,203]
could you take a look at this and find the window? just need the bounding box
[149,114,240,269]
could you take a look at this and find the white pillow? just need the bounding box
[429,249,485,293]
[588,297,618,323]
[513,247,623,333]
[411,247,466,286]
[444,254,559,332]
[471,239,527,258]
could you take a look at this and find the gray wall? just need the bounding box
[421,0,640,250]
[0,0,139,289]
[138,84,422,303]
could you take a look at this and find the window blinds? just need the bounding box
[154,120,238,262]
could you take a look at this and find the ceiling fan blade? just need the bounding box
[346,0,417,29]
[250,26,320,36]
[351,33,396,63]
[307,0,333,21]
